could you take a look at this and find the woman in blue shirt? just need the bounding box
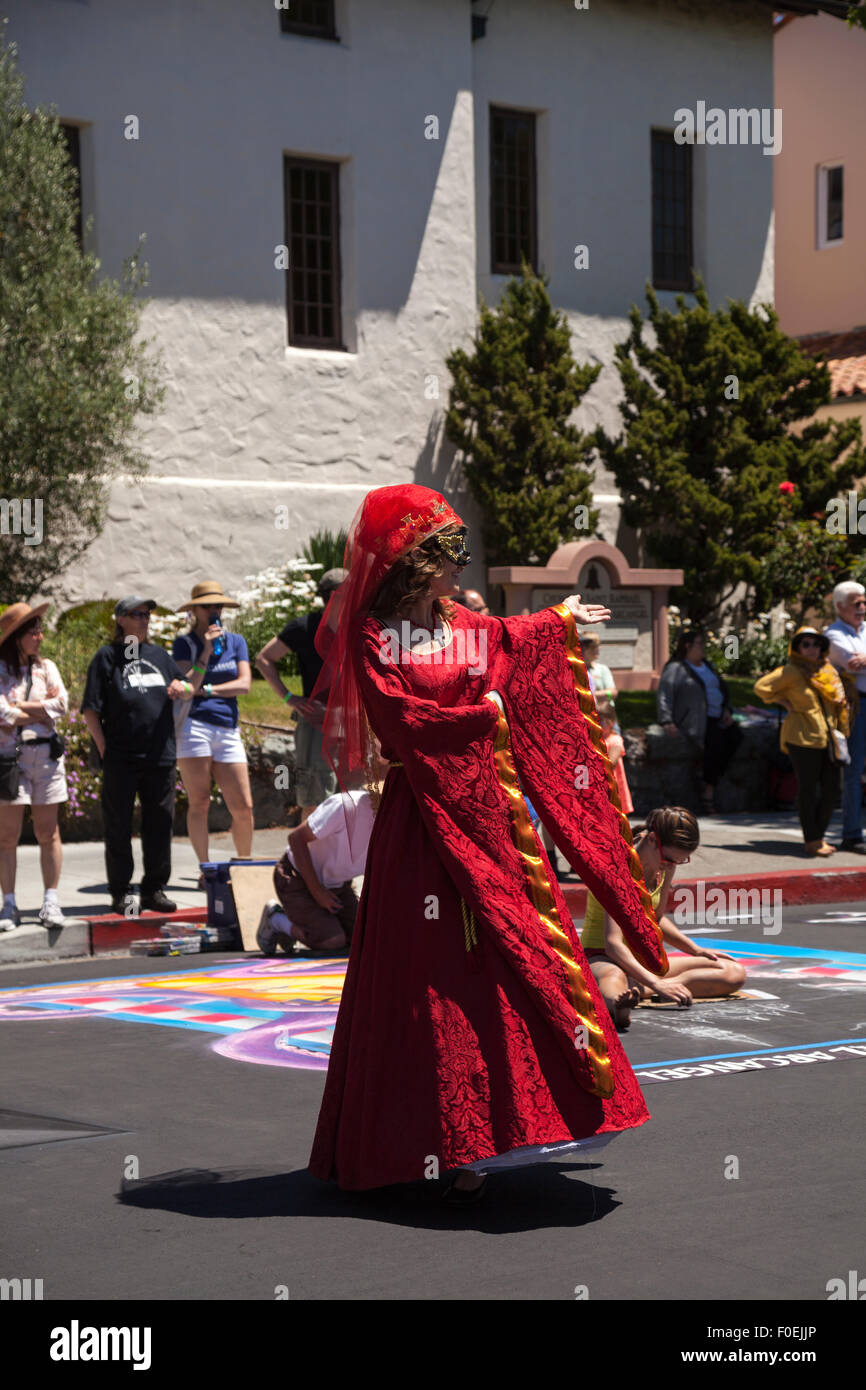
[173,582,253,877]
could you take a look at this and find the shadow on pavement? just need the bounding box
[117,1163,618,1233]
[741,839,809,857]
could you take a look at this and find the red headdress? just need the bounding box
[311,484,463,787]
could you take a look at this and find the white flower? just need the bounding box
[668,605,680,616]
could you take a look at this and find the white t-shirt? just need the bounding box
[826,618,866,695]
[286,789,375,888]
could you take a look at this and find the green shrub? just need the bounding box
[302,527,348,574]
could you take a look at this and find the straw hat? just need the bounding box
[176,581,240,613]
[0,601,50,645]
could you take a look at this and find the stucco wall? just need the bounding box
[5,0,776,607]
[774,12,866,337]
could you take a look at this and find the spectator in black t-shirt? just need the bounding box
[256,568,347,820]
[81,597,203,915]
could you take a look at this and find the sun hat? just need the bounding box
[177,581,240,612]
[0,601,50,644]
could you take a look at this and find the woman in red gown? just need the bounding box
[308,485,668,1196]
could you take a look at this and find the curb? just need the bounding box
[1,868,864,970]
[88,907,209,954]
[561,867,866,919]
[0,906,210,967]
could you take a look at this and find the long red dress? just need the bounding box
[308,602,666,1190]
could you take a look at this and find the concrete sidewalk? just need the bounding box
[1,811,865,966]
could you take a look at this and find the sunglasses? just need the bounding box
[654,832,690,866]
[127,610,152,620]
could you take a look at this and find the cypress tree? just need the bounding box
[445,264,599,566]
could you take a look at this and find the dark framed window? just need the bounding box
[60,123,83,246]
[651,129,693,291]
[818,163,843,247]
[284,156,342,349]
[278,1,337,41]
[490,107,537,275]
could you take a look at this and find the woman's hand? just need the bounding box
[17,699,44,717]
[202,624,221,652]
[691,946,736,963]
[564,594,611,626]
[167,679,192,701]
[652,978,693,1007]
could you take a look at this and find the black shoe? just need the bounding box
[140,890,177,913]
[442,1174,488,1206]
[110,892,138,917]
[838,840,866,854]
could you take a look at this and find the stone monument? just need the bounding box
[488,540,683,690]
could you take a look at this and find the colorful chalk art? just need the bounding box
[0,939,863,1072]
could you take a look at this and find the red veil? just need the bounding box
[312,484,462,788]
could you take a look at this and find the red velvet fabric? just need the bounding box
[308,605,665,1190]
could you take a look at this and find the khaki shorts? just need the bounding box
[0,742,68,806]
[294,717,338,807]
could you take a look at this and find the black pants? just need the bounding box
[102,758,175,900]
[785,744,840,843]
[703,717,743,786]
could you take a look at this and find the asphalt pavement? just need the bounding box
[1,901,864,1302]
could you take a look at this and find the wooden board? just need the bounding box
[229,864,279,952]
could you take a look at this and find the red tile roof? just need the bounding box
[798,328,866,399]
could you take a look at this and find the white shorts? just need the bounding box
[0,742,68,806]
[177,719,247,764]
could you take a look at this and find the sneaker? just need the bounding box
[838,839,866,854]
[256,901,295,957]
[0,901,20,931]
[39,900,68,928]
[140,889,177,914]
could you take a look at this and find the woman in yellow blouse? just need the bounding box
[754,627,850,857]
[580,806,745,1031]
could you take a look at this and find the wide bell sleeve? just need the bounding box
[489,604,668,976]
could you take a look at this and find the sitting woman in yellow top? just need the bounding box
[580,806,746,1031]
[753,626,851,857]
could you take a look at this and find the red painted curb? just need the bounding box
[89,906,209,954]
[562,867,866,919]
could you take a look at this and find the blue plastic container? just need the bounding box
[200,860,279,927]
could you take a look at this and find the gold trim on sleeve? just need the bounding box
[553,602,668,971]
[490,699,613,1099]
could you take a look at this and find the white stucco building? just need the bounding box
[6,0,839,608]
